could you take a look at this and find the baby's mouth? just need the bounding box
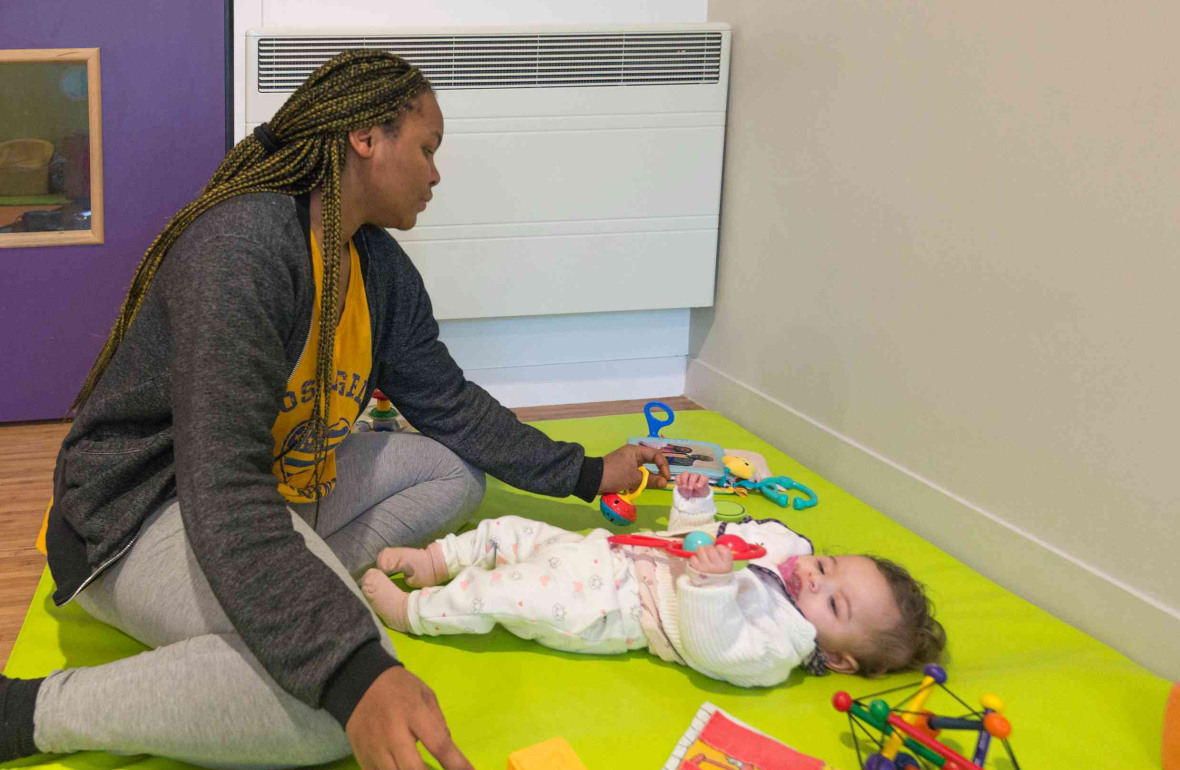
[779,556,802,600]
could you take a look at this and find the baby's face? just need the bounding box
[779,554,899,672]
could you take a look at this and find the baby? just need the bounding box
[362,473,945,686]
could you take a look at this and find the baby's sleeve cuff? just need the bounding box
[672,487,717,515]
[687,564,736,588]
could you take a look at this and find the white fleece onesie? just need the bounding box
[405,488,818,687]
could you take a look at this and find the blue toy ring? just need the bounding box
[644,400,675,438]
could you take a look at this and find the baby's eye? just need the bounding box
[817,561,826,575]
[830,597,838,615]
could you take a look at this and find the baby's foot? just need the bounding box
[375,543,447,587]
[361,569,412,633]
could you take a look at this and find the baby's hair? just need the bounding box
[858,556,946,677]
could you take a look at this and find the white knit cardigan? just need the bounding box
[645,488,818,687]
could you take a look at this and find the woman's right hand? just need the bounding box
[346,667,475,770]
[599,443,671,493]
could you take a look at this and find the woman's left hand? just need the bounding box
[599,444,671,494]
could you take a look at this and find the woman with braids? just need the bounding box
[0,51,669,770]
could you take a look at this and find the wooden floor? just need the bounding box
[0,395,699,671]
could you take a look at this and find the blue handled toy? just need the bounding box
[644,400,675,438]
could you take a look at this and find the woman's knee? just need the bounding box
[454,459,486,516]
[422,437,485,517]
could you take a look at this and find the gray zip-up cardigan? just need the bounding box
[46,193,603,727]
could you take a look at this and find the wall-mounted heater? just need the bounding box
[246,24,730,321]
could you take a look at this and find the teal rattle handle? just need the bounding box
[738,476,818,510]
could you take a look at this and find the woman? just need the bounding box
[0,51,669,770]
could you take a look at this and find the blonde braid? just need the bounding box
[73,50,432,502]
[307,133,345,497]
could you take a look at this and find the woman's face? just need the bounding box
[353,91,444,230]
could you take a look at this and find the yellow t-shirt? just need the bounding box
[270,231,372,503]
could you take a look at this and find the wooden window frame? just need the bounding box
[0,48,104,249]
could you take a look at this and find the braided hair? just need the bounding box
[73,50,432,499]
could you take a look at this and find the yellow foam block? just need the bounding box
[1165,682,1180,770]
[506,737,588,770]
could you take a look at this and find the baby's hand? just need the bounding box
[688,544,734,575]
[676,472,711,499]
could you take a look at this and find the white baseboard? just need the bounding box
[466,356,687,408]
[686,357,1180,681]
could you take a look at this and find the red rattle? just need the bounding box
[607,532,767,561]
[600,467,650,526]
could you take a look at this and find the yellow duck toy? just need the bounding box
[722,455,756,481]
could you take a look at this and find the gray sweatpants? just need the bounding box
[33,432,485,769]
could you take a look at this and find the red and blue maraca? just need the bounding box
[600,466,650,526]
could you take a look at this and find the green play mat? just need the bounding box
[2,411,1170,769]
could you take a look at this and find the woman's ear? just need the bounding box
[347,127,377,159]
[822,649,860,675]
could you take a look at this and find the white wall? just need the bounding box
[233,0,709,406]
[693,0,1180,678]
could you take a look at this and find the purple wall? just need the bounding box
[1,1,226,422]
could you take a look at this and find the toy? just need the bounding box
[711,500,747,522]
[832,664,1021,770]
[632,402,816,498]
[711,533,759,569]
[713,534,746,550]
[736,476,818,510]
[1166,682,1180,770]
[645,400,676,437]
[608,532,767,562]
[722,455,756,480]
[629,401,729,481]
[600,466,650,526]
[681,531,715,552]
[368,389,401,432]
[507,737,588,770]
